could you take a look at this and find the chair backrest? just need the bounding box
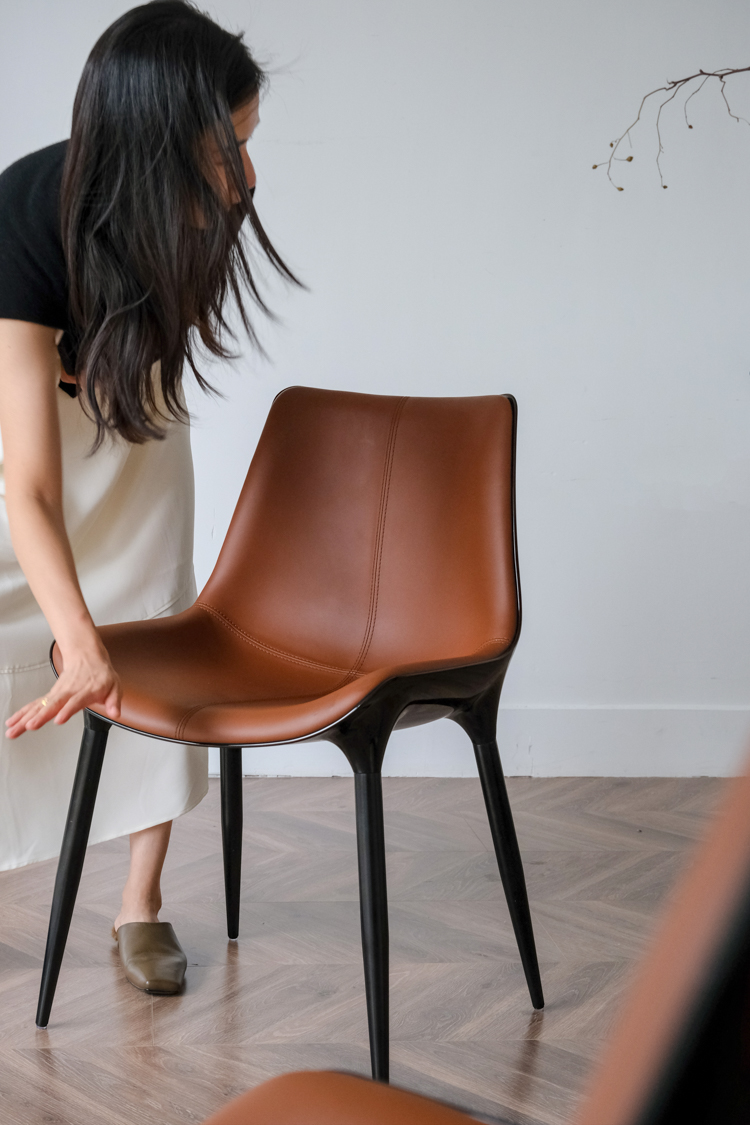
[573,755,750,1125]
[200,387,519,676]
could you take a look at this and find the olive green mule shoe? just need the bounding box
[113,922,187,994]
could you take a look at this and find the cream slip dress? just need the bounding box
[0,377,208,871]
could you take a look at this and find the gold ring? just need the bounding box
[40,697,49,707]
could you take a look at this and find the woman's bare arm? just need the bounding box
[0,319,120,737]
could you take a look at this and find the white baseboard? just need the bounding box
[207,706,750,779]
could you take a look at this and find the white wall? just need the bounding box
[3,1,750,776]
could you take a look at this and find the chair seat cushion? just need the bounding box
[52,605,501,746]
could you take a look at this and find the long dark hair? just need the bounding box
[61,0,299,446]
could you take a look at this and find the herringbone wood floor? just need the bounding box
[0,775,723,1125]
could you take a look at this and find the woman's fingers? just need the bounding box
[54,675,121,726]
[53,690,97,726]
[59,678,122,726]
[5,705,50,738]
[16,690,71,733]
[5,694,54,725]
[32,695,74,727]
[8,692,92,734]
[4,668,122,738]
[103,682,121,720]
[5,694,63,736]
[4,711,32,738]
[5,702,36,728]
[5,634,122,738]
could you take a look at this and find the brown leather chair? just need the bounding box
[36,387,544,1079]
[201,751,750,1125]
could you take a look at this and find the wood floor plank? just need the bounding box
[0,775,723,1124]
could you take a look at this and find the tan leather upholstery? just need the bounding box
[201,1070,483,1125]
[54,387,518,746]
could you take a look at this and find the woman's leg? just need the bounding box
[114,820,173,929]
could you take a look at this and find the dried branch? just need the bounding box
[593,66,750,190]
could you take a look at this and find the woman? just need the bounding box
[0,1,297,994]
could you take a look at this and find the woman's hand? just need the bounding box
[4,636,121,739]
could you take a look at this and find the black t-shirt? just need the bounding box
[0,141,79,395]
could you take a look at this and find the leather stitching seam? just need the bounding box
[175,702,207,741]
[336,395,409,688]
[194,602,362,678]
[174,690,325,740]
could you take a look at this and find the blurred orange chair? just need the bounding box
[203,1070,488,1125]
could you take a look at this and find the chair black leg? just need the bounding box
[354,772,389,1082]
[36,710,111,1029]
[474,739,544,1010]
[220,746,243,940]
